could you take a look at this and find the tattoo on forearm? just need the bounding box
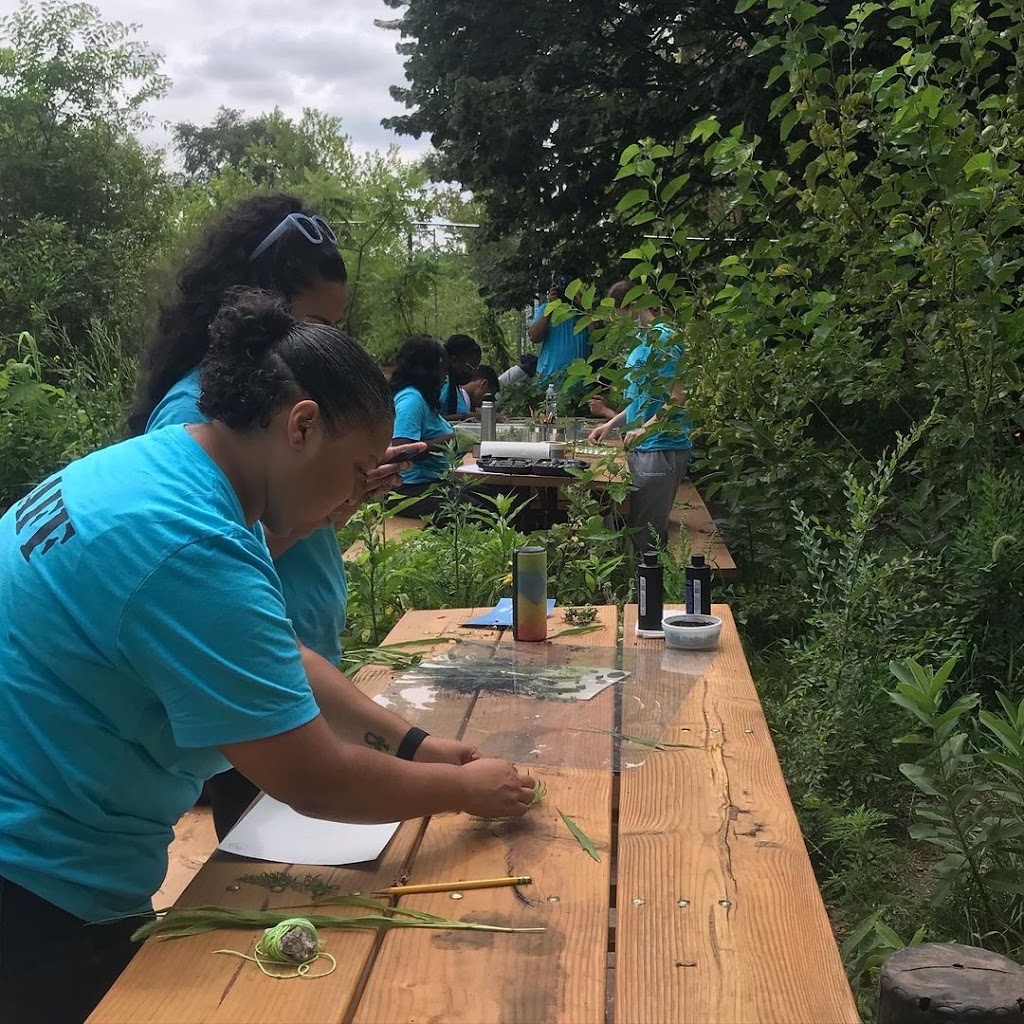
[364,731,389,752]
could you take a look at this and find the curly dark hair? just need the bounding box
[389,334,447,413]
[128,191,347,436]
[200,288,391,434]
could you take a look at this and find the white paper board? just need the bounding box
[217,794,399,866]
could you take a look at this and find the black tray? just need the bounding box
[477,455,590,477]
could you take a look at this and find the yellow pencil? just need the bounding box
[373,875,532,896]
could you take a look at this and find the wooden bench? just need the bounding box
[669,479,737,575]
[341,515,425,561]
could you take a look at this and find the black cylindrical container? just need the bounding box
[685,553,712,615]
[637,550,664,631]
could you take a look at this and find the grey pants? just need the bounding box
[627,448,691,553]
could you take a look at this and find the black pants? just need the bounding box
[208,768,260,841]
[0,876,143,1024]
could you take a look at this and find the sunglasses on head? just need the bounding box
[249,213,339,262]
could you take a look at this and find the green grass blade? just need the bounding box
[558,810,601,862]
[576,727,702,750]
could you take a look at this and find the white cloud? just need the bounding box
[0,0,429,162]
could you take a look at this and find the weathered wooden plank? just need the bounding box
[614,604,857,1024]
[89,610,487,1024]
[353,606,617,1024]
[669,481,737,574]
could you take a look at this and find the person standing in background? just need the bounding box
[589,280,692,552]
[527,267,592,380]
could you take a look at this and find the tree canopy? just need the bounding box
[379,0,822,304]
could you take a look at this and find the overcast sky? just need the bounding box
[1,0,430,163]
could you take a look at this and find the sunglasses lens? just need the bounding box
[313,216,338,245]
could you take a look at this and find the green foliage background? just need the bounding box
[4,0,1024,1013]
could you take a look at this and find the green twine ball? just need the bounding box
[258,918,320,964]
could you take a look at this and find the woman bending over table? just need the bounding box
[0,290,534,1024]
[132,191,424,842]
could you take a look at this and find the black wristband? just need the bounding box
[396,726,429,761]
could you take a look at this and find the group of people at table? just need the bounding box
[0,191,689,1022]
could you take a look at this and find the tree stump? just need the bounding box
[879,943,1024,1023]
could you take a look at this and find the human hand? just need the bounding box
[415,736,481,766]
[458,759,537,818]
[362,443,429,502]
[546,286,561,303]
[587,397,610,417]
[588,424,610,443]
[624,429,644,448]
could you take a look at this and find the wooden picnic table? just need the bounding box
[90,605,856,1024]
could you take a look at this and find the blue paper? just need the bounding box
[462,598,557,628]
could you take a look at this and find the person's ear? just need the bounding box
[286,399,322,449]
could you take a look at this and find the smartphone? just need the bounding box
[380,442,429,469]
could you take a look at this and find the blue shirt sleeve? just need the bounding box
[116,530,320,749]
[146,371,203,432]
[393,388,427,441]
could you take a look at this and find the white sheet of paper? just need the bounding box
[217,795,399,866]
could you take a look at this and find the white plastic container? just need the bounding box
[661,613,723,651]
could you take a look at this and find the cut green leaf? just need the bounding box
[559,811,601,862]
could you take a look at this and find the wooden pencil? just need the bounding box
[373,875,532,896]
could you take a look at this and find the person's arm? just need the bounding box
[221,717,534,823]
[527,288,559,343]
[119,534,535,824]
[589,408,628,442]
[301,644,480,764]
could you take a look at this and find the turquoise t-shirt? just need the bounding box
[439,377,471,417]
[623,325,692,452]
[0,426,319,921]
[532,306,591,377]
[393,386,453,485]
[147,369,347,665]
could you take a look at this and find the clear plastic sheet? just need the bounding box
[374,642,720,770]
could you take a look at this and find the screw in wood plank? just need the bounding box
[632,897,646,906]
[718,900,732,909]
[270,886,286,893]
[675,961,698,968]
[449,892,464,900]
[349,891,362,896]
[676,899,690,907]
[547,896,560,903]
[226,884,240,892]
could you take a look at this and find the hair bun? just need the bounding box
[208,287,295,361]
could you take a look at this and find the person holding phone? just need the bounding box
[0,289,536,1024]
[131,192,425,840]
[439,333,482,420]
[526,266,592,379]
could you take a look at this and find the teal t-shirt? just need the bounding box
[532,306,591,378]
[439,377,471,417]
[147,369,347,665]
[623,325,692,452]
[0,426,319,921]
[393,386,453,485]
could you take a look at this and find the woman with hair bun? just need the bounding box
[0,289,536,1024]
[134,191,425,841]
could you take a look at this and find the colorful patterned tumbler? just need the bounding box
[512,545,548,641]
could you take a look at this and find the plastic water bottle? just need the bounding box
[544,384,557,419]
